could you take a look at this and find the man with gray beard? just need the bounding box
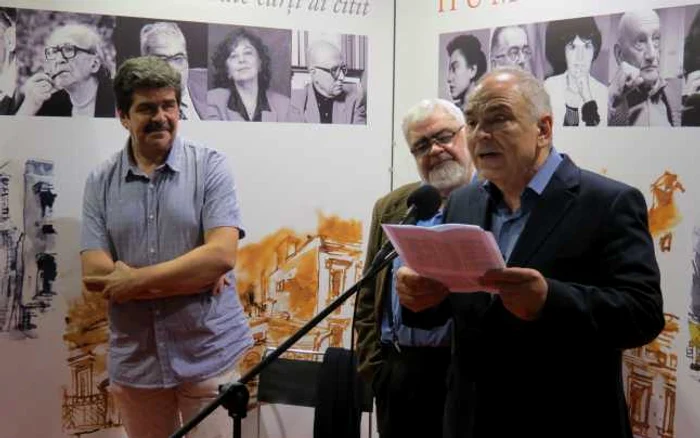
[355,99,472,438]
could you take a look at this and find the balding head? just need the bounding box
[615,10,661,87]
[307,40,346,98]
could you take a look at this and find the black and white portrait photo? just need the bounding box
[206,24,291,123]
[682,5,700,126]
[0,8,18,115]
[14,10,116,118]
[540,16,612,127]
[437,30,489,112]
[289,31,367,125]
[488,24,544,78]
[114,17,208,120]
[607,8,684,127]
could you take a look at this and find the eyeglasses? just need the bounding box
[45,43,94,61]
[493,46,532,63]
[314,64,347,79]
[410,126,464,158]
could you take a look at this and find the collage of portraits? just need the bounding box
[0,7,368,124]
[438,5,700,127]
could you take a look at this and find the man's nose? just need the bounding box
[643,38,659,61]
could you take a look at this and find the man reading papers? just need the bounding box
[396,67,664,438]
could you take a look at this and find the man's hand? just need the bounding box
[212,274,231,295]
[396,266,449,312]
[83,261,143,304]
[683,70,700,98]
[609,61,645,107]
[16,72,54,115]
[480,267,548,321]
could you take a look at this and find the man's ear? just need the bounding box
[117,110,129,129]
[537,115,553,146]
[4,26,15,53]
[90,56,101,74]
[613,43,622,65]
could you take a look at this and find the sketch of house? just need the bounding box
[623,313,679,438]
[234,214,363,398]
[62,349,120,436]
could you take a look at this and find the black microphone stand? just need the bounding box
[169,248,398,438]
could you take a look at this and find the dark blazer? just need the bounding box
[355,182,421,383]
[404,155,664,438]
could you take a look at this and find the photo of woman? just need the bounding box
[206,26,291,122]
[445,34,487,111]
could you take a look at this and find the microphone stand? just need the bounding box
[169,248,398,438]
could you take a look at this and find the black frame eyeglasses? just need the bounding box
[45,43,94,61]
[314,63,348,79]
[410,125,465,158]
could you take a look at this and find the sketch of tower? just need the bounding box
[0,172,21,331]
[2,159,58,339]
[623,313,679,438]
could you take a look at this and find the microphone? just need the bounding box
[366,184,441,273]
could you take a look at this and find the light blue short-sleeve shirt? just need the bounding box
[81,136,253,388]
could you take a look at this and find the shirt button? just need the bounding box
[149,184,155,190]
[150,248,156,253]
[149,214,154,221]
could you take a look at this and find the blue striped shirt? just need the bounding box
[81,136,253,388]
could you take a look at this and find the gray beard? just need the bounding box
[427,160,468,192]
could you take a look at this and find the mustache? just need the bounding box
[144,122,169,133]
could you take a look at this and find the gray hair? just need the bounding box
[401,98,465,143]
[140,22,186,56]
[46,23,106,73]
[113,56,181,114]
[469,66,551,121]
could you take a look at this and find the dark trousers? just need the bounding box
[373,345,451,438]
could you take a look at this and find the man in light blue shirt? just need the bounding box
[356,98,473,438]
[81,56,252,438]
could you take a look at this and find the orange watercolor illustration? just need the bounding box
[623,313,679,438]
[60,212,364,431]
[648,171,685,252]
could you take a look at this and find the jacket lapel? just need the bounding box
[506,155,580,267]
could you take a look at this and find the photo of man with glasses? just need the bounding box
[608,9,682,126]
[16,19,115,117]
[489,25,533,72]
[289,38,366,124]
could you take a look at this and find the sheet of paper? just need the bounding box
[382,223,506,293]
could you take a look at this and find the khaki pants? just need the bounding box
[110,366,240,438]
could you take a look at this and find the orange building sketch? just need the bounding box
[235,213,364,388]
[688,226,700,379]
[62,286,119,435]
[648,171,685,252]
[623,313,679,438]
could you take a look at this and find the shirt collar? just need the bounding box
[482,146,563,200]
[121,136,183,180]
